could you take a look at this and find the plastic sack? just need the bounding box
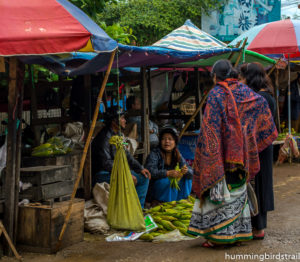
[63,122,85,146]
[84,182,111,234]
[84,200,110,234]
[107,136,145,231]
[152,229,196,242]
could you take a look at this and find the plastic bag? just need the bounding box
[106,215,157,242]
[152,229,196,242]
[107,136,145,231]
[31,136,72,157]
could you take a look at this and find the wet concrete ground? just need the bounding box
[2,163,300,262]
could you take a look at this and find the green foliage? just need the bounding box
[69,0,136,44]
[25,65,59,84]
[99,22,136,44]
[69,0,113,20]
[99,0,227,45]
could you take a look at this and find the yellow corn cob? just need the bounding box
[172,220,187,229]
[160,215,177,221]
[178,227,196,238]
[160,220,176,231]
[149,205,162,212]
[139,233,154,241]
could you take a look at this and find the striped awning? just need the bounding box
[153,19,226,51]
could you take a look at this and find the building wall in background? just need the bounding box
[202,0,281,42]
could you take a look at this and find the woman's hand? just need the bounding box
[132,175,137,185]
[181,165,188,175]
[167,170,182,179]
[141,168,151,179]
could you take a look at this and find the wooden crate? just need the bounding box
[21,151,82,181]
[20,165,73,185]
[20,180,74,201]
[17,198,84,253]
[19,165,74,201]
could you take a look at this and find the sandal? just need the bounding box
[253,231,265,240]
[202,240,215,248]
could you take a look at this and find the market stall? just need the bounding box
[0,0,117,256]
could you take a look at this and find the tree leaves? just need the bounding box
[99,0,227,45]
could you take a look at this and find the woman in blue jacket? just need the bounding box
[145,126,193,202]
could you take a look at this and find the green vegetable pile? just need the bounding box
[139,196,196,241]
[31,137,72,157]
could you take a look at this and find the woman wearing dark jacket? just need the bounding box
[240,62,276,240]
[145,127,193,202]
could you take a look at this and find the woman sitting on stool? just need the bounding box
[145,126,193,202]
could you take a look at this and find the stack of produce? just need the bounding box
[31,137,72,157]
[139,196,195,241]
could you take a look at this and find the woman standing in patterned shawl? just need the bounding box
[188,60,278,247]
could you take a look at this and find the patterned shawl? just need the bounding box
[192,79,278,199]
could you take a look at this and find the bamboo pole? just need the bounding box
[179,86,212,140]
[234,38,248,68]
[288,55,291,135]
[228,40,242,62]
[194,68,201,129]
[275,69,281,133]
[287,55,292,164]
[13,62,25,245]
[4,57,18,256]
[56,49,116,251]
[0,221,22,261]
[267,58,281,77]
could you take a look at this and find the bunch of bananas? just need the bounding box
[139,196,195,241]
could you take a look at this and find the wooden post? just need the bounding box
[0,57,5,72]
[29,66,40,146]
[141,67,150,163]
[56,49,116,251]
[147,69,152,117]
[275,69,281,133]
[13,62,25,244]
[4,57,18,256]
[194,68,201,129]
[83,75,91,200]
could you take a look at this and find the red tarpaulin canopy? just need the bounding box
[0,0,117,56]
